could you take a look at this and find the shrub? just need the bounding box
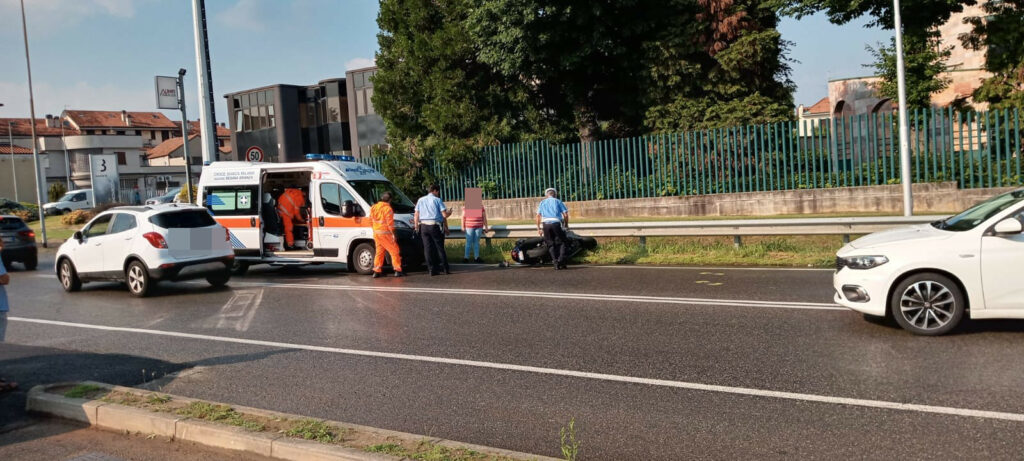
[177,186,198,204]
[48,183,67,202]
[61,210,94,225]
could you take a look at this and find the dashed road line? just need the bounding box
[10,316,1024,424]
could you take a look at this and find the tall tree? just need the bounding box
[645,0,795,132]
[960,0,1024,109]
[867,35,951,109]
[468,0,663,143]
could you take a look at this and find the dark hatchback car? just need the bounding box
[0,215,38,270]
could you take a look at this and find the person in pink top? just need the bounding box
[462,206,488,263]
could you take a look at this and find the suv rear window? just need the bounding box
[0,217,26,230]
[149,210,216,229]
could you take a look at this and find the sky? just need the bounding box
[0,0,892,122]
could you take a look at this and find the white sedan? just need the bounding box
[834,189,1024,335]
[56,204,234,297]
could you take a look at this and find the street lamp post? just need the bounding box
[894,0,913,216]
[176,69,196,204]
[7,121,17,202]
[61,109,71,190]
[19,0,47,246]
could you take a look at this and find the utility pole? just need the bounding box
[191,0,218,164]
[7,121,17,202]
[19,0,47,246]
[176,69,196,204]
[894,0,913,216]
[60,108,71,190]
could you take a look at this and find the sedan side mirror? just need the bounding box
[73,231,84,242]
[341,200,355,218]
[993,218,1023,235]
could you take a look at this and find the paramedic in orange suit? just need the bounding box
[371,192,405,278]
[276,187,307,249]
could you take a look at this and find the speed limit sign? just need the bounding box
[245,146,265,162]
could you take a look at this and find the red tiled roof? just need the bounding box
[146,134,198,160]
[805,97,831,115]
[0,118,78,137]
[177,120,232,137]
[0,144,34,154]
[64,110,177,129]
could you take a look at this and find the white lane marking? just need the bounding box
[589,265,834,272]
[230,281,844,311]
[203,289,264,332]
[9,316,1024,423]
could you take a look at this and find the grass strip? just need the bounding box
[63,384,105,399]
[285,419,346,443]
[175,401,265,432]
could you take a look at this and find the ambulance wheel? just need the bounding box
[351,242,375,275]
[230,261,249,276]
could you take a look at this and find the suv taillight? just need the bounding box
[18,230,35,241]
[143,232,168,249]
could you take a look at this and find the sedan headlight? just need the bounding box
[840,255,889,270]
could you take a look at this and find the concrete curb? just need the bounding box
[27,381,559,461]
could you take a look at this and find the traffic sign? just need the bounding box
[245,146,264,162]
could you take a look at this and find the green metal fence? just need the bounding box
[363,108,1024,202]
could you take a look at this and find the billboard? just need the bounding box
[155,76,178,110]
[89,153,119,205]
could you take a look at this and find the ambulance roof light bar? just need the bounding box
[305,153,356,162]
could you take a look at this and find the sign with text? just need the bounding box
[155,76,178,110]
[89,153,119,205]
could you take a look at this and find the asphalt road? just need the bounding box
[4,254,1024,460]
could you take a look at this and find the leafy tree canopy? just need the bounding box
[961,0,1024,109]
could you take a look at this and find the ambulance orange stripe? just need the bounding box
[321,217,371,228]
[215,217,258,228]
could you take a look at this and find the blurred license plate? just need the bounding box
[1,238,13,244]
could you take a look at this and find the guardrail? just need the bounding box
[442,215,948,246]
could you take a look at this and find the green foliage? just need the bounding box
[176,402,265,432]
[559,417,581,461]
[64,384,105,399]
[960,0,1024,109]
[284,419,346,444]
[48,182,67,202]
[867,35,951,110]
[176,185,197,204]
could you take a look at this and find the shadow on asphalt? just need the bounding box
[862,313,1024,336]
[0,343,294,442]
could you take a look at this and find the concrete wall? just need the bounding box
[446,182,1017,221]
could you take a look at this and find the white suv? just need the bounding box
[56,204,234,297]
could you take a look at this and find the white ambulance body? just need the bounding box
[196,157,421,274]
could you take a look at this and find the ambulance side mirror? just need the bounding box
[342,200,356,218]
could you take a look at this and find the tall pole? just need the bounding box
[191,0,217,164]
[20,0,47,246]
[894,0,913,216]
[177,68,195,204]
[61,110,71,190]
[7,122,17,202]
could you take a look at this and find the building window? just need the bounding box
[365,88,375,115]
[116,151,126,165]
[162,131,170,141]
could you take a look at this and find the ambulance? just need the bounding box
[196,155,422,275]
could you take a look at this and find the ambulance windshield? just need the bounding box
[348,180,416,214]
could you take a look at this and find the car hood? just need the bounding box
[848,223,951,250]
[43,201,60,208]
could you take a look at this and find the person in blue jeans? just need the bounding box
[462,207,488,263]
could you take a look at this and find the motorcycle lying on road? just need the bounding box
[510,229,598,265]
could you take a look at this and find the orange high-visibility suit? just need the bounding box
[370,201,402,273]
[276,188,306,247]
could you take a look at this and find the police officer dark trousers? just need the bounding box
[415,184,453,276]
[536,188,570,270]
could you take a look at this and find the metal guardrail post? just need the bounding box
[733,236,742,249]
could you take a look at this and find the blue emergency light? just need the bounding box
[305,153,356,162]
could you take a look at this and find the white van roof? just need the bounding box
[203,160,388,185]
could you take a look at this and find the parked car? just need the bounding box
[145,187,183,206]
[44,189,94,215]
[834,188,1024,335]
[0,215,38,270]
[55,203,234,297]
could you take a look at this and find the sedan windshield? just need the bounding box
[348,181,416,214]
[933,190,1024,232]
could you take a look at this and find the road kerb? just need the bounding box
[25,384,106,425]
[27,382,560,461]
[95,402,180,437]
[175,418,278,457]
